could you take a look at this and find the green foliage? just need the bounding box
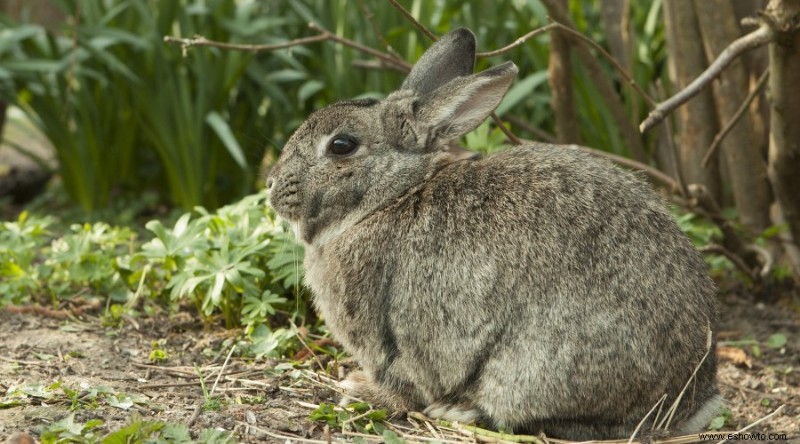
[40,413,104,444]
[0,211,52,300]
[707,407,732,431]
[0,0,273,211]
[246,324,300,359]
[674,211,735,275]
[35,412,235,444]
[721,333,790,360]
[0,190,305,331]
[132,190,303,328]
[0,211,134,305]
[2,381,141,412]
[310,401,389,436]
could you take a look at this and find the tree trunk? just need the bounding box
[541,0,646,161]
[663,0,722,202]
[765,0,800,270]
[695,0,772,234]
[0,0,64,30]
[547,0,581,144]
[599,0,632,72]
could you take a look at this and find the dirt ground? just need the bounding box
[0,290,799,444]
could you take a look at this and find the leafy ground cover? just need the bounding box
[0,288,798,443]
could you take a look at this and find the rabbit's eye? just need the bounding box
[327,135,359,157]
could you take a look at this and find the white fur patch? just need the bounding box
[424,402,480,424]
[679,395,725,433]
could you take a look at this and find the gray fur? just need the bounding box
[267,28,719,440]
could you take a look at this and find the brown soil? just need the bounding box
[1,291,798,444]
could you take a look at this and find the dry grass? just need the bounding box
[231,369,785,444]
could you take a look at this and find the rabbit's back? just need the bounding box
[304,142,718,438]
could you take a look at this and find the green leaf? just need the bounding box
[206,111,246,169]
[161,423,191,442]
[495,70,548,116]
[707,415,726,430]
[366,409,388,421]
[765,333,787,349]
[266,69,308,83]
[298,80,325,104]
[197,428,235,443]
[106,394,134,410]
[383,429,406,444]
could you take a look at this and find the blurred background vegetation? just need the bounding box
[0,0,796,331]
[0,0,667,212]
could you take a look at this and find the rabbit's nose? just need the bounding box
[266,177,274,189]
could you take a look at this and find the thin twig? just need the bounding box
[386,0,437,41]
[477,24,559,57]
[538,3,649,162]
[567,143,679,192]
[239,423,337,443]
[628,394,667,443]
[656,327,713,431]
[546,21,656,107]
[307,22,411,72]
[492,113,522,145]
[163,34,328,52]
[701,69,769,168]
[640,25,773,133]
[210,343,236,397]
[699,244,758,282]
[715,405,785,444]
[504,115,557,143]
[653,81,688,198]
[164,24,411,72]
[359,0,402,59]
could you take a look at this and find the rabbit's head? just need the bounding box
[267,28,517,244]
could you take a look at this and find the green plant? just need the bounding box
[39,413,104,444]
[0,211,52,303]
[0,211,134,306]
[35,412,236,444]
[310,401,388,436]
[0,11,145,212]
[148,339,169,362]
[2,381,139,412]
[0,0,275,211]
[707,407,733,431]
[132,190,304,328]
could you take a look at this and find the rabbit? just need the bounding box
[266,27,721,440]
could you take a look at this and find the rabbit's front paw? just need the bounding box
[424,401,481,424]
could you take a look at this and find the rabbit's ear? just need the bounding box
[401,28,476,96]
[416,61,518,143]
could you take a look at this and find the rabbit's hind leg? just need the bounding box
[338,370,420,412]
[423,401,483,425]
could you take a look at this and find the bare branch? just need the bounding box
[307,23,411,72]
[163,34,328,53]
[698,244,758,282]
[640,25,774,133]
[701,69,769,168]
[491,114,522,145]
[547,22,656,107]
[504,115,557,143]
[163,23,411,73]
[386,0,438,42]
[517,141,680,192]
[538,1,650,162]
[574,145,679,192]
[359,0,403,59]
[653,81,688,199]
[477,24,558,57]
